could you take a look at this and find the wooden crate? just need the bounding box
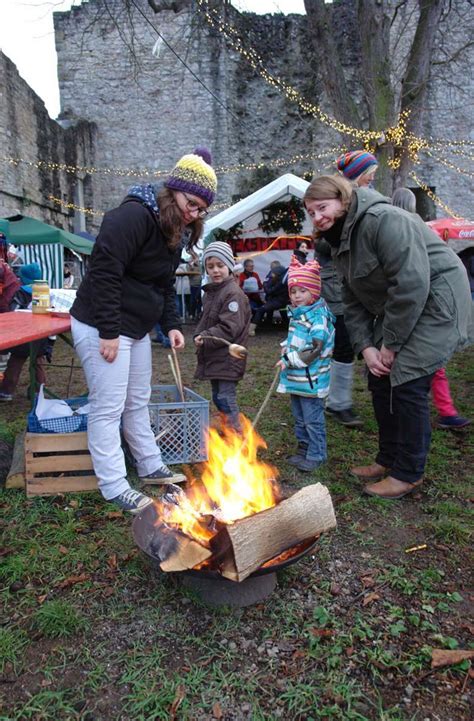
[25,432,98,497]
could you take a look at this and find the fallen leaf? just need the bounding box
[102,586,115,597]
[309,628,334,638]
[362,592,380,607]
[36,594,47,604]
[58,573,90,589]
[345,646,355,656]
[107,554,118,570]
[431,649,474,669]
[169,683,186,720]
[68,500,79,508]
[58,545,68,555]
[212,702,224,719]
[106,511,123,519]
[361,576,376,588]
[461,622,474,635]
[330,582,341,596]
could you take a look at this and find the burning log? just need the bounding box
[212,483,336,582]
[149,522,212,573]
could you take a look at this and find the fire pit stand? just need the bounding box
[181,571,277,607]
[133,505,319,608]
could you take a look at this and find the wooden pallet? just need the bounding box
[25,431,98,497]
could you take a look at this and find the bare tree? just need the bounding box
[303,0,473,193]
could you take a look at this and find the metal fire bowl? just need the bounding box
[132,502,319,581]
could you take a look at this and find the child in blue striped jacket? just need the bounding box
[277,257,335,472]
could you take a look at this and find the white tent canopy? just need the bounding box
[203,173,310,242]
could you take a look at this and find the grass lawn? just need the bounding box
[0,325,473,721]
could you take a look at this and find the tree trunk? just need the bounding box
[394,0,446,187]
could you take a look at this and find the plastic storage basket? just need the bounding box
[27,396,89,434]
[148,385,209,465]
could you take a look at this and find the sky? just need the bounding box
[0,0,306,119]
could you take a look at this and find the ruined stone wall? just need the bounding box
[50,0,473,229]
[0,51,96,229]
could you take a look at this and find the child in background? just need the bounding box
[277,257,335,472]
[194,241,251,430]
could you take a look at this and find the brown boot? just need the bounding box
[363,476,423,500]
[351,462,389,481]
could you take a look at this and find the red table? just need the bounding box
[0,311,71,352]
[0,311,72,403]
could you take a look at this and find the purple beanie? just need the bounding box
[165,147,217,206]
[337,151,378,180]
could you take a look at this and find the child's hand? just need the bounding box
[194,335,204,347]
[275,359,286,370]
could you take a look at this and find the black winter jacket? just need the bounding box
[71,198,182,339]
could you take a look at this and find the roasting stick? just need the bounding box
[168,353,185,402]
[171,346,185,402]
[251,367,280,430]
[199,335,248,360]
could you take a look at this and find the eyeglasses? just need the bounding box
[182,192,209,219]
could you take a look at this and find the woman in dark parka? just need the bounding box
[304,175,471,500]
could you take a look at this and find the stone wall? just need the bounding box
[0,51,95,229]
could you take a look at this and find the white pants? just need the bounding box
[71,317,163,499]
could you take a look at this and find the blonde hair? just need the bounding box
[157,186,203,251]
[304,174,353,212]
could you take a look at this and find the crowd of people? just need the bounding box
[0,148,472,512]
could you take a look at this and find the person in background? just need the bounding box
[392,187,470,430]
[187,250,203,321]
[239,258,263,312]
[63,263,74,289]
[250,262,289,335]
[194,241,251,430]
[337,150,378,188]
[293,239,311,265]
[304,175,471,500]
[277,257,335,473]
[70,147,217,513]
[0,263,54,401]
[315,237,363,427]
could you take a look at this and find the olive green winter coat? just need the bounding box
[334,189,472,386]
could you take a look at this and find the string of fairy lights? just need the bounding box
[1,148,338,182]
[195,0,474,166]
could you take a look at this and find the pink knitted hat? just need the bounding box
[288,257,321,302]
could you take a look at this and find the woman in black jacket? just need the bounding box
[71,148,217,513]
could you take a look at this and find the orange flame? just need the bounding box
[154,416,279,545]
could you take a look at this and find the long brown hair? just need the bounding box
[156,186,204,252]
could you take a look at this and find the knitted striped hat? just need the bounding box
[165,147,217,206]
[336,151,378,181]
[288,256,321,302]
[202,241,235,272]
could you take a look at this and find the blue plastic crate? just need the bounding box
[27,396,89,434]
[148,385,209,465]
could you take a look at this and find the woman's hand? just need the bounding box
[380,345,396,369]
[194,335,204,347]
[362,346,391,377]
[99,337,119,363]
[275,359,286,370]
[169,330,185,349]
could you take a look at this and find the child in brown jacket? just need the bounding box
[194,241,251,430]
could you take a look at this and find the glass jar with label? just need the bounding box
[32,280,51,314]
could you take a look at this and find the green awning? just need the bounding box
[1,215,94,255]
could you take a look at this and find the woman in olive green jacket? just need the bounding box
[304,175,471,500]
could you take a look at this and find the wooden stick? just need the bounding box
[171,347,185,402]
[251,367,280,430]
[167,354,184,402]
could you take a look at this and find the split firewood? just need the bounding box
[149,522,212,572]
[213,482,336,582]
